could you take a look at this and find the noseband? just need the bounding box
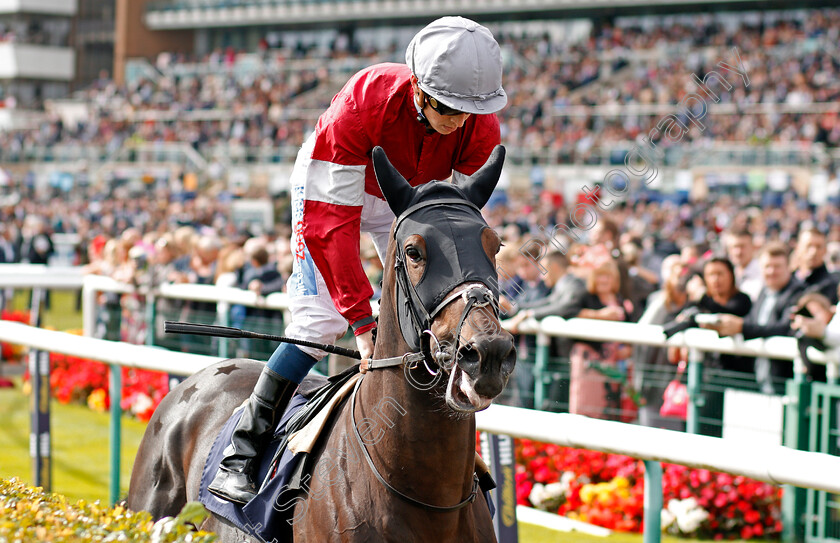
[423,282,498,373]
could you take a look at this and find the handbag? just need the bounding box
[660,360,688,420]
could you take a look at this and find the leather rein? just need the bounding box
[349,378,480,513]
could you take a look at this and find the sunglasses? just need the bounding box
[427,96,466,116]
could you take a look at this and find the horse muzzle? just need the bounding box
[445,332,516,413]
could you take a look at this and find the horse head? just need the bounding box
[373,146,516,414]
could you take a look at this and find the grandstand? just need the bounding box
[0,0,75,111]
[0,2,837,204]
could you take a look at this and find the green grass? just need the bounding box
[9,290,84,331]
[0,379,147,504]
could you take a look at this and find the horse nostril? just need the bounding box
[456,343,481,373]
[502,344,517,376]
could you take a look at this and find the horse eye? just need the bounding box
[405,246,423,263]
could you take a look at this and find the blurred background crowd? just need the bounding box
[0,8,839,165]
[3,179,840,437]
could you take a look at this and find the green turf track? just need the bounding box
[0,379,146,503]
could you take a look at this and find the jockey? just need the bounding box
[209,16,507,504]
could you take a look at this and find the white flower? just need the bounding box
[543,482,566,500]
[529,483,547,506]
[131,393,154,416]
[661,508,676,529]
[529,478,571,510]
[664,498,709,535]
[677,506,709,534]
[559,471,575,493]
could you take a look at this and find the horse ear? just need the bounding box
[458,145,506,209]
[373,146,415,217]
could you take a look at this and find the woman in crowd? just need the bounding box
[571,260,633,420]
[696,257,753,322]
[634,255,689,430]
[694,256,753,436]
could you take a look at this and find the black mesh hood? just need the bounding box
[393,183,499,349]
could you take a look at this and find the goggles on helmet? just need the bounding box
[427,96,467,117]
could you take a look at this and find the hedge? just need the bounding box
[0,478,217,542]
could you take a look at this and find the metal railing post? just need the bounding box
[82,281,96,337]
[109,364,123,505]
[29,349,51,491]
[826,358,839,385]
[218,303,230,359]
[686,347,704,435]
[534,332,550,410]
[643,460,662,543]
[145,291,157,347]
[782,379,810,543]
[792,352,805,384]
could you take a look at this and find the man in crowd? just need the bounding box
[724,227,762,301]
[508,251,586,326]
[794,226,839,304]
[507,250,586,410]
[501,243,550,409]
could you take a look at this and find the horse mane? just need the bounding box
[372,221,408,361]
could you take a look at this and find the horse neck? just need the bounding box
[357,257,476,507]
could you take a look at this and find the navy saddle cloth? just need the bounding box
[198,365,495,542]
[199,366,358,542]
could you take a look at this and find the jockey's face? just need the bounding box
[411,76,471,136]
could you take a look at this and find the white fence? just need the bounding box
[516,315,837,375]
[475,404,840,493]
[2,266,840,542]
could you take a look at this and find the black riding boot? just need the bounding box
[208,366,298,504]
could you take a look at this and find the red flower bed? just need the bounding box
[49,350,169,422]
[1,310,30,360]
[512,438,783,539]
[25,330,170,422]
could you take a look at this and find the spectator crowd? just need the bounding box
[1,8,839,166]
[4,178,840,436]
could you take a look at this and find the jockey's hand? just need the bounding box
[356,329,375,370]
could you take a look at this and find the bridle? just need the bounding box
[351,197,501,513]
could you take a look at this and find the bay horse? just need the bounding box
[127,146,516,542]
